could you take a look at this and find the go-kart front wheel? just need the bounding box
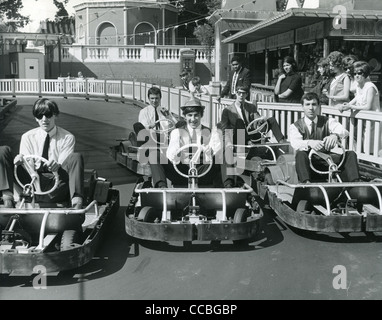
[137,206,161,222]
[60,230,83,251]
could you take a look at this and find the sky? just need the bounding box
[19,0,80,32]
[18,0,320,32]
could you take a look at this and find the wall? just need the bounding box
[17,52,45,79]
[51,61,212,87]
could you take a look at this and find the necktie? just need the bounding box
[42,133,50,160]
[191,129,197,144]
[240,105,248,127]
[310,121,316,139]
[231,72,238,95]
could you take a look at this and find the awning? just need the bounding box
[208,9,276,38]
[222,7,382,44]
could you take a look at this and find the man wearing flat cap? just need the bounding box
[149,98,229,188]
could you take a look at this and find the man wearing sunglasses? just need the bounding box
[15,98,84,209]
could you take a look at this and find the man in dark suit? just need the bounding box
[220,56,251,100]
[219,86,285,146]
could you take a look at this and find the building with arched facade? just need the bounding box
[74,0,178,46]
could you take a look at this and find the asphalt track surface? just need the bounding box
[0,96,382,301]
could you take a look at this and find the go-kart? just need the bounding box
[253,145,382,233]
[125,144,263,245]
[0,155,119,275]
[229,117,291,185]
[109,117,176,176]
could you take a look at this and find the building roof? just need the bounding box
[223,7,382,43]
[208,9,277,38]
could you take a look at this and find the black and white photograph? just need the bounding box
[0,0,382,304]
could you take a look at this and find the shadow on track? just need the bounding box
[0,206,135,288]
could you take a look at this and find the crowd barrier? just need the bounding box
[1,78,381,166]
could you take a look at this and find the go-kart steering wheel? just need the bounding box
[246,117,269,142]
[150,118,176,144]
[14,155,60,195]
[308,144,346,175]
[173,143,213,179]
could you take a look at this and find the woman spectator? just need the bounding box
[342,54,359,100]
[323,51,351,107]
[274,56,304,103]
[340,61,381,155]
[310,57,333,106]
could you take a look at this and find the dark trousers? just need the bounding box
[235,117,284,144]
[17,153,84,203]
[0,146,13,193]
[295,150,360,183]
[149,150,226,187]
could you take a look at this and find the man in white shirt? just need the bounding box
[289,92,360,183]
[149,99,227,188]
[0,146,14,208]
[133,86,179,145]
[15,98,84,209]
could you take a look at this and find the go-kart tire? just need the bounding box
[296,200,313,214]
[264,172,275,185]
[137,206,161,222]
[60,230,83,251]
[233,209,253,246]
[233,208,248,223]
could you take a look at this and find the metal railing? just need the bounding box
[1,78,381,166]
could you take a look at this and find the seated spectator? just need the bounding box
[189,76,210,99]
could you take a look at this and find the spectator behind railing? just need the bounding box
[339,61,381,156]
[310,57,333,106]
[323,51,351,107]
[189,76,210,99]
[274,56,304,104]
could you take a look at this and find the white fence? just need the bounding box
[1,78,381,166]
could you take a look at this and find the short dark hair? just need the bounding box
[32,98,60,118]
[301,92,320,105]
[231,55,242,64]
[182,106,204,117]
[147,86,162,99]
[180,69,190,77]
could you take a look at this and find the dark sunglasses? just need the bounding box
[231,63,239,66]
[354,70,365,76]
[35,111,53,119]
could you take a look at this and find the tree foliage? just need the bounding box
[193,23,215,77]
[0,0,30,30]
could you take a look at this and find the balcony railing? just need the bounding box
[62,44,214,63]
[1,78,381,166]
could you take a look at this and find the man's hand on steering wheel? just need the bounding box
[308,140,324,151]
[323,134,339,151]
[45,159,61,172]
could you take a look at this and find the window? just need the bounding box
[10,61,18,75]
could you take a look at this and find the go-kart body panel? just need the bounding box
[0,175,120,275]
[125,179,263,243]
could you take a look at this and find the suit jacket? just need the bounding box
[221,67,251,99]
[219,101,259,133]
